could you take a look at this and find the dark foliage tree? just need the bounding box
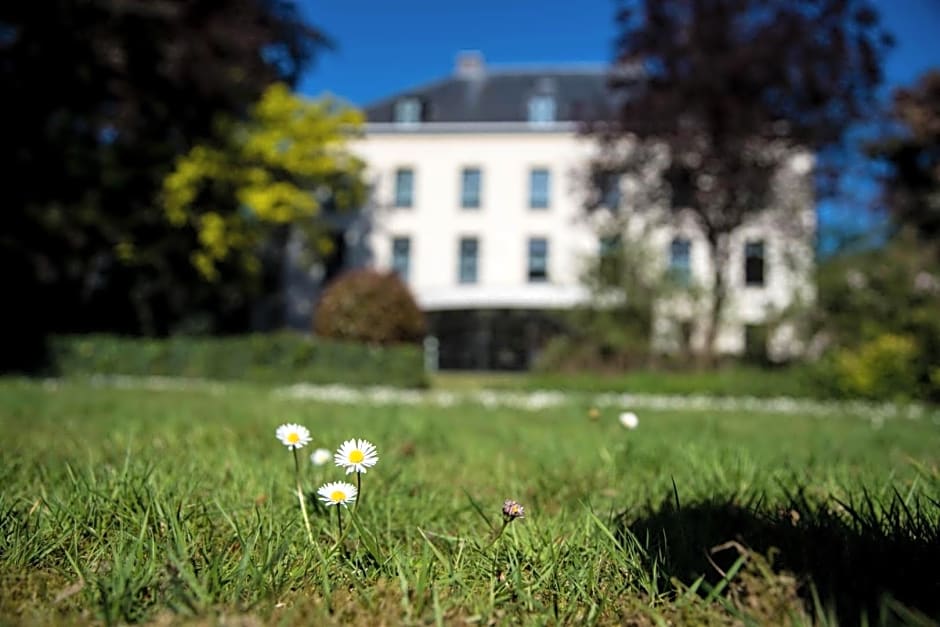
[591,0,891,361]
[870,69,940,250]
[0,0,326,371]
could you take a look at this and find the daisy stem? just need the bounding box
[355,471,362,511]
[336,504,343,540]
[488,519,510,547]
[292,448,313,545]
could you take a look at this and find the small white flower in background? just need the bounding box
[619,411,639,430]
[310,448,332,466]
[317,481,358,507]
[334,438,379,474]
[275,423,311,449]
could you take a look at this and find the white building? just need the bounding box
[301,52,814,369]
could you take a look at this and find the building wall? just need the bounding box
[348,126,815,358]
[351,128,601,309]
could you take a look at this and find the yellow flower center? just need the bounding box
[331,491,346,502]
[287,432,300,444]
[349,450,364,463]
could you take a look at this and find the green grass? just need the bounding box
[434,364,815,398]
[2,377,939,625]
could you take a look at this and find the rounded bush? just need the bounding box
[313,270,426,345]
[830,333,920,401]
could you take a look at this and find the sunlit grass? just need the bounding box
[1,378,938,625]
[434,364,814,398]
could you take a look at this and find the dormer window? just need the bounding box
[394,97,422,124]
[527,95,555,125]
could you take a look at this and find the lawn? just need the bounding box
[433,364,816,398]
[1,377,939,625]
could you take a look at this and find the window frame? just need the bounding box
[527,95,556,125]
[600,172,622,210]
[460,167,482,209]
[744,240,766,287]
[391,236,411,281]
[394,97,422,124]
[393,167,414,208]
[527,237,549,283]
[529,168,551,209]
[669,237,692,286]
[458,237,479,284]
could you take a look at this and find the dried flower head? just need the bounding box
[502,499,525,521]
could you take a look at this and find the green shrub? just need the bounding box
[313,270,426,345]
[825,333,920,401]
[535,331,650,372]
[813,232,940,402]
[50,333,427,387]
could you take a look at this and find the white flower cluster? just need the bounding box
[61,375,940,427]
[276,382,937,425]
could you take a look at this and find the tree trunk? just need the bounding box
[701,235,729,366]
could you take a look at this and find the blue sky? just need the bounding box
[297,1,940,251]
[299,0,940,105]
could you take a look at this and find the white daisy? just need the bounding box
[334,439,379,474]
[317,481,357,507]
[275,423,312,449]
[618,412,639,430]
[310,448,332,466]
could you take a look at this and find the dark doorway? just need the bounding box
[427,309,563,370]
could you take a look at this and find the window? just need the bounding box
[394,168,414,208]
[461,168,481,209]
[458,237,479,284]
[528,238,549,282]
[527,95,556,124]
[529,168,550,209]
[391,236,410,280]
[394,98,422,124]
[600,172,622,209]
[744,240,765,286]
[669,238,692,285]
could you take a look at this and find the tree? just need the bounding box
[538,226,669,371]
[591,0,891,361]
[0,1,326,370]
[870,70,940,249]
[163,83,366,283]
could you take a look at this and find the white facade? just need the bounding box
[351,125,597,310]
[349,122,813,358]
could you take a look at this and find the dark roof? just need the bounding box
[364,66,616,124]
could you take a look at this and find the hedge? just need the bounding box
[50,333,427,388]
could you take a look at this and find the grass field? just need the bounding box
[2,377,939,625]
[433,365,815,398]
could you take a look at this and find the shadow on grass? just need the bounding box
[619,485,940,625]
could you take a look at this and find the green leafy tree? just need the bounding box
[162,83,366,283]
[0,0,326,370]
